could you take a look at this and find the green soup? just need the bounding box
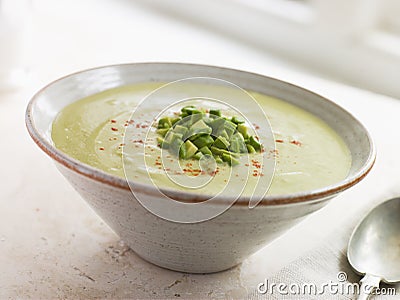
[52,83,351,196]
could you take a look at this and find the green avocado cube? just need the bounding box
[223,121,237,138]
[215,156,223,164]
[229,140,241,153]
[222,153,240,166]
[192,152,204,160]
[179,140,198,159]
[171,117,181,125]
[158,117,172,129]
[231,116,245,124]
[246,144,256,154]
[199,146,212,155]
[193,135,214,148]
[156,128,169,137]
[213,136,230,150]
[210,117,226,134]
[181,105,196,115]
[186,120,212,139]
[157,136,169,149]
[237,123,249,139]
[209,109,221,117]
[164,132,183,145]
[173,125,188,136]
[249,136,262,152]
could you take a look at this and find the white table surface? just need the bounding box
[1,1,400,299]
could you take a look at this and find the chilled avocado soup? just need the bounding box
[52,83,351,196]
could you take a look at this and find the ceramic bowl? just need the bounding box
[26,63,375,273]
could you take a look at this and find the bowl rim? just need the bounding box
[25,62,376,206]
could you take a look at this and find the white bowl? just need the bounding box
[26,63,375,273]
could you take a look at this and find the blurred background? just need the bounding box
[1,0,400,98]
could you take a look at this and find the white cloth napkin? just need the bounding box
[248,186,400,300]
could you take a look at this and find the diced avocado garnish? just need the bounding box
[246,144,256,154]
[237,123,248,139]
[213,136,230,150]
[156,128,169,137]
[179,140,198,159]
[156,105,263,166]
[171,117,180,125]
[173,125,188,135]
[157,117,172,129]
[192,152,204,160]
[189,113,204,126]
[193,135,214,148]
[230,132,247,153]
[186,120,212,141]
[215,156,223,164]
[249,136,262,152]
[210,118,226,134]
[229,139,241,153]
[181,105,196,115]
[209,109,221,117]
[231,132,245,141]
[222,152,240,166]
[170,138,183,154]
[199,146,212,155]
[157,136,168,149]
[190,120,212,134]
[210,146,224,156]
[210,146,240,158]
[217,129,230,141]
[231,116,245,124]
[164,132,183,145]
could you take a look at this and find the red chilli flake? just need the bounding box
[110,119,117,123]
[251,159,261,169]
[290,140,302,146]
[111,127,118,131]
[99,147,105,151]
[182,168,203,176]
[275,139,284,143]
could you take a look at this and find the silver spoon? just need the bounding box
[348,197,400,300]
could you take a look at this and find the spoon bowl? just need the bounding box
[348,197,400,298]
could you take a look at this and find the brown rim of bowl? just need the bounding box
[25,62,376,207]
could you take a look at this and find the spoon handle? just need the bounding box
[357,274,381,300]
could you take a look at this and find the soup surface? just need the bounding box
[52,83,351,196]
